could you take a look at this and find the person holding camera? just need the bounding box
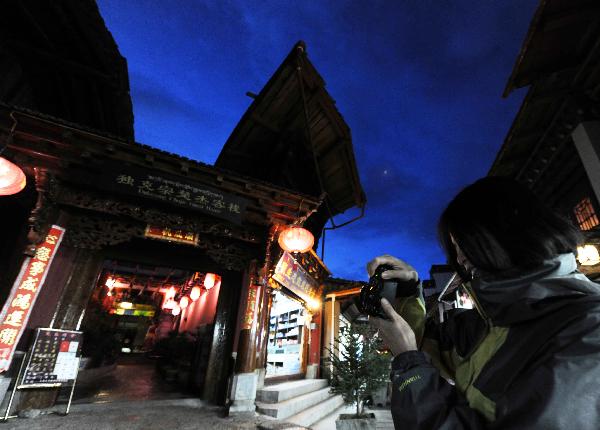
[368,177,600,429]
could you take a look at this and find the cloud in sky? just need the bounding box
[97,0,538,280]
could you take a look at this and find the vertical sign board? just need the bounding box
[0,225,65,372]
[241,285,260,330]
[272,252,320,304]
[21,328,82,387]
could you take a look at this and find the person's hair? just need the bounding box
[438,176,583,277]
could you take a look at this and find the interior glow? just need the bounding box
[0,157,26,196]
[105,277,116,288]
[119,301,133,309]
[172,305,181,316]
[577,244,600,266]
[306,297,321,312]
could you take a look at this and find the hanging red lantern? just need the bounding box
[278,226,314,253]
[0,157,26,196]
[190,286,201,301]
[179,296,190,309]
[204,273,217,290]
[162,299,176,310]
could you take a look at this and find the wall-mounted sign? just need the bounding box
[144,225,199,246]
[0,226,65,372]
[21,328,82,387]
[272,252,320,304]
[111,303,156,317]
[96,166,248,224]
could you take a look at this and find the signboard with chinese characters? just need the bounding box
[272,252,320,304]
[144,225,199,246]
[0,225,65,373]
[20,328,82,387]
[241,285,260,330]
[98,167,248,225]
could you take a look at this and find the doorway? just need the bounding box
[266,290,308,378]
[74,259,222,403]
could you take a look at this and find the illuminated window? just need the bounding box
[574,197,600,231]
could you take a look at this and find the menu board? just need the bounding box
[21,328,82,387]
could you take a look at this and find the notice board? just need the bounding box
[20,328,82,387]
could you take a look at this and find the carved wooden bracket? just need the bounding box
[55,185,265,244]
[25,168,59,255]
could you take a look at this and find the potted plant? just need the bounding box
[328,323,391,430]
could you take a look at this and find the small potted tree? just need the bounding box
[328,323,391,430]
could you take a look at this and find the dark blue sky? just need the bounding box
[97,0,538,281]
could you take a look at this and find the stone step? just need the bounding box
[286,394,345,427]
[256,387,333,420]
[256,379,328,403]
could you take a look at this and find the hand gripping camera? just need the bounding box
[341,264,419,323]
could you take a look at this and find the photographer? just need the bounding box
[369,177,600,429]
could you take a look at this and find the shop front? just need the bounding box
[0,105,321,411]
[0,6,367,415]
[264,250,327,382]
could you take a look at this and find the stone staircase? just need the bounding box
[256,379,344,428]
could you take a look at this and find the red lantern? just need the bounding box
[190,286,201,301]
[162,299,176,310]
[172,305,181,316]
[0,157,26,196]
[179,296,190,309]
[278,226,314,253]
[204,273,216,290]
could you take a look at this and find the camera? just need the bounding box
[356,264,398,320]
[341,264,404,323]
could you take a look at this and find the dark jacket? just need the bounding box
[391,253,600,429]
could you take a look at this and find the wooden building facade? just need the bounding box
[0,1,365,414]
[490,0,600,278]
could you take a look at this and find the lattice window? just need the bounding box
[574,197,600,231]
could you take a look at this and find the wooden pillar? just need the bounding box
[322,297,340,380]
[572,121,600,206]
[203,269,243,405]
[50,247,103,330]
[18,244,102,411]
[255,288,273,373]
[235,261,260,374]
[306,309,322,378]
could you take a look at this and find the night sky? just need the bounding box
[97,0,539,282]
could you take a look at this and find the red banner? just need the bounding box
[0,225,65,372]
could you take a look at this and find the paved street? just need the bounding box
[0,398,394,430]
[2,399,267,430]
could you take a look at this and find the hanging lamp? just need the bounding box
[0,156,26,196]
[203,273,218,290]
[278,225,314,253]
[190,286,201,301]
[179,296,190,309]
